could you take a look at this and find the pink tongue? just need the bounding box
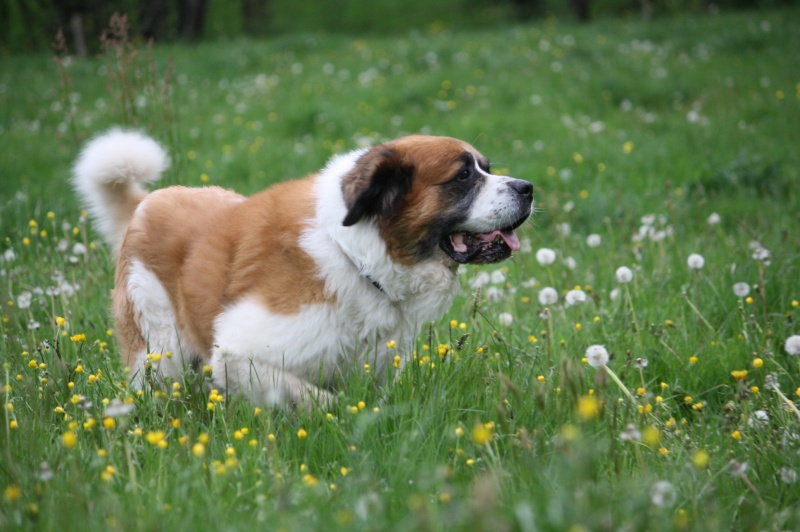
[479,230,521,251]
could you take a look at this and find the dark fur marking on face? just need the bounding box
[341,147,414,227]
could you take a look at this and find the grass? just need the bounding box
[2,7,800,531]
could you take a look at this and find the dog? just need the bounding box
[73,129,533,407]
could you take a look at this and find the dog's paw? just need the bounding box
[285,381,337,411]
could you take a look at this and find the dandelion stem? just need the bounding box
[771,386,800,423]
[624,284,642,348]
[602,364,636,404]
[737,471,766,507]
[682,291,715,334]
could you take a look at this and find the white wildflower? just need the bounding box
[585,345,609,368]
[620,423,641,442]
[785,335,800,356]
[485,286,504,302]
[519,237,532,254]
[641,214,656,226]
[707,212,721,225]
[555,223,571,236]
[563,257,577,270]
[779,467,798,484]
[610,288,621,301]
[615,266,633,284]
[586,234,601,248]
[3,248,16,262]
[634,358,648,369]
[751,247,771,261]
[104,398,135,418]
[16,291,32,309]
[733,282,750,297]
[748,410,769,428]
[61,282,77,298]
[490,270,507,285]
[469,271,491,289]
[521,278,537,288]
[72,243,87,255]
[56,239,69,252]
[565,289,587,306]
[28,319,41,330]
[538,287,558,306]
[498,312,513,327]
[687,253,705,270]
[535,248,556,266]
[650,481,676,508]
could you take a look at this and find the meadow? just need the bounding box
[2,7,800,531]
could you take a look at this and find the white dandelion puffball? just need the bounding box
[498,312,513,327]
[785,335,800,356]
[565,289,587,306]
[707,212,721,225]
[538,287,558,306]
[732,282,750,297]
[752,247,771,261]
[16,290,33,309]
[585,345,609,368]
[687,253,705,270]
[490,269,506,285]
[650,481,676,508]
[536,248,557,266]
[586,234,602,248]
[615,266,633,284]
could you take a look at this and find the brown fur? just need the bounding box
[113,178,325,363]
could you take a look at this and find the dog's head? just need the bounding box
[341,135,533,266]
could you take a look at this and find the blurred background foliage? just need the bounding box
[2,0,797,54]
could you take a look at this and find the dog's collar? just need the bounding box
[341,251,392,299]
[365,274,387,296]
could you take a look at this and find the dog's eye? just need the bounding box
[457,168,471,181]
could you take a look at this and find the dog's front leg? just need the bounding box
[208,350,335,409]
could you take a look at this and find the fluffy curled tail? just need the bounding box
[72,129,169,256]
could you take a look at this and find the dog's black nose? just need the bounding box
[509,179,533,200]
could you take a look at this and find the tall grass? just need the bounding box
[1,7,799,530]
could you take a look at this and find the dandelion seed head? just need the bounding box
[687,253,705,270]
[498,312,513,327]
[650,480,676,508]
[565,289,587,306]
[615,266,633,284]
[784,335,800,356]
[733,282,750,297]
[490,269,506,285]
[535,248,556,266]
[586,234,601,248]
[620,423,642,442]
[707,212,721,225]
[585,345,609,368]
[780,467,798,484]
[538,287,558,306]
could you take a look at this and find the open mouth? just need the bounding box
[440,217,527,265]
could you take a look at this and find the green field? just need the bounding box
[2,7,800,531]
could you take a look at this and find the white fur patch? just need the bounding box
[463,164,523,232]
[126,259,187,384]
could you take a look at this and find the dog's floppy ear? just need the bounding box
[341,147,413,227]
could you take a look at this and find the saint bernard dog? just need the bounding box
[73,129,533,407]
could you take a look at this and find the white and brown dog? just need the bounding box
[73,129,533,407]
